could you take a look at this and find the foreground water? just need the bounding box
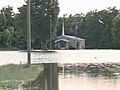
[59,74,120,90]
[0,50,120,90]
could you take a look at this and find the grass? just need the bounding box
[0,64,43,89]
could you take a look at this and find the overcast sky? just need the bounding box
[0,0,119,16]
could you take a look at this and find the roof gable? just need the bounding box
[57,35,85,41]
[55,38,70,43]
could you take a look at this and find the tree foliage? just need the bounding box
[0,6,15,48]
[112,14,120,49]
[0,5,120,49]
[15,0,59,49]
[57,7,119,49]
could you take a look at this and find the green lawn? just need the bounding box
[0,64,43,89]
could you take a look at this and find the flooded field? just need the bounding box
[0,50,120,90]
[59,73,120,90]
[0,50,120,65]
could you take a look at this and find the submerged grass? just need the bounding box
[0,64,43,89]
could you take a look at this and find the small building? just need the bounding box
[54,19,85,50]
[55,35,85,50]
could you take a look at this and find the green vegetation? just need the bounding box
[0,0,59,50]
[57,7,119,49]
[0,1,120,49]
[112,14,120,49]
[15,0,59,50]
[0,64,43,89]
[0,6,15,48]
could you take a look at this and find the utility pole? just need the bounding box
[49,15,52,50]
[27,0,31,64]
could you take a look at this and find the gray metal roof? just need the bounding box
[57,35,85,41]
[55,38,70,43]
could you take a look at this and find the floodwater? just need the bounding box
[0,50,120,65]
[59,74,120,90]
[0,50,120,90]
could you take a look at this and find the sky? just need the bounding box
[0,0,120,16]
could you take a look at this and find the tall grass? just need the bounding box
[0,64,43,89]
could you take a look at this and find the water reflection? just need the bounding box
[58,63,120,90]
[59,74,120,90]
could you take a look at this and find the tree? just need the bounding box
[97,7,119,49]
[56,7,119,49]
[112,14,120,49]
[15,0,59,49]
[74,7,118,49]
[0,6,15,48]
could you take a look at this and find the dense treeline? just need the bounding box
[0,0,59,50]
[0,1,120,49]
[57,7,120,49]
[15,0,59,49]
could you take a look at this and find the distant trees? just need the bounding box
[15,0,59,49]
[80,7,119,49]
[0,4,120,49]
[57,7,119,49]
[112,14,120,49]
